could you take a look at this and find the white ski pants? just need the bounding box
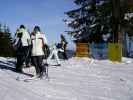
[47,49,60,65]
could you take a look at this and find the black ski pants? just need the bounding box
[32,56,46,76]
[16,46,30,72]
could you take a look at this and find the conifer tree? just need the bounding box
[0,24,14,57]
[65,0,112,43]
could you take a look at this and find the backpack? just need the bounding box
[14,38,22,51]
[14,32,23,51]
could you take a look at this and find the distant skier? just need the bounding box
[57,34,68,60]
[31,26,48,78]
[14,25,31,73]
[47,43,64,66]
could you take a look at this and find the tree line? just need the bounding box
[0,23,14,57]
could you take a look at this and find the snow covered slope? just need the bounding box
[0,57,133,100]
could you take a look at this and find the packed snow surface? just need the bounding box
[0,57,133,100]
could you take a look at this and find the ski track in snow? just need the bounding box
[0,57,133,100]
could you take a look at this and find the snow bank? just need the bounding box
[0,57,133,100]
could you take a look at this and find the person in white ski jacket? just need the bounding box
[14,27,31,47]
[31,32,47,56]
[31,26,47,78]
[14,25,31,72]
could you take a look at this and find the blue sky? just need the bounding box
[0,0,76,49]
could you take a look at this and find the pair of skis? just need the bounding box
[16,75,49,82]
[16,76,40,82]
[16,64,49,82]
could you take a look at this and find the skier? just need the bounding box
[58,34,68,60]
[31,26,48,78]
[14,25,31,73]
[47,43,64,66]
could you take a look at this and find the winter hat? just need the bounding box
[20,25,25,29]
[34,26,41,33]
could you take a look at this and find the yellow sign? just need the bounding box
[108,43,122,62]
[76,43,89,57]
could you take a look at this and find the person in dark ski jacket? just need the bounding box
[58,34,68,60]
[31,26,48,78]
